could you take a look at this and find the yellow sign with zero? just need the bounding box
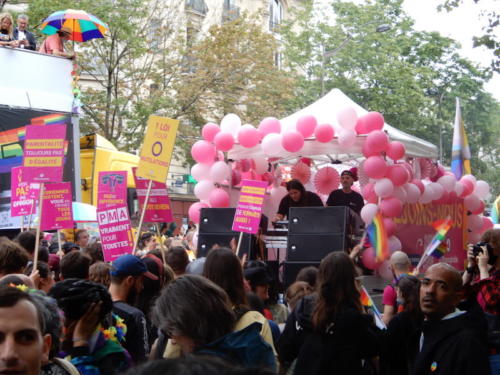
[136,115,179,183]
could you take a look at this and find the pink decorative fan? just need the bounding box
[291,162,311,184]
[419,158,433,179]
[314,166,340,195]
[357,161,369,187]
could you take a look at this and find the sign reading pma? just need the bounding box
[136,115,179,183]
[97,206,129,225]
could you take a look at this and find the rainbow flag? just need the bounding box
[451,98,471,180]
[429,242,448,259]
[367,213,389,263]
[360,286,386,329]
[492,195,499,225]
[424,218,453,257]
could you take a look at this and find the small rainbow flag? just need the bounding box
[360,286,386,329]
[367,213,389,263]
[429,242,448,259]
[424,218,453,258]
[492,195,499,225]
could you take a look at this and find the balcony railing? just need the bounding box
[222,4,240,23]
[185,0,208,16]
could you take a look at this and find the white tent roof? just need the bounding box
[228,89,438,162]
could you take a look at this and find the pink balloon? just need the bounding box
[262,172,275,187]
[360,203,379,224]
[231,169,241,186]
[188,202,209,224]
[282,131,305,152]
[362,141,380,157]
[209,188,230,208]
[480,217,494,232]
[258,117,281,137]
[337,107,358,130]
[315,124,335,142]
[374,178,394,198]
[361,247,378,270]
[363,156,388,179]
[460,178,474,197]
[379,197,403,218]
[467,214,483,231]
[464,194,481,212]
[366,130,389,154]
[386,165,408,186]
[378,260,393,279]
[355,112,385,134]
[296,115,317,138]
[238,125,261,148]
[214,132,234,152]
[194,180,215,200]
[202,123,220,142]
[468,232,481,244]
[471,200,485,215]
[392,186,408,203]
[191,140,216,164]
[412,179,425,194]
[388,236,402,252]
[386,141,406,160]
[362,182,377,201]
[405,183,421,203]
[384,218,396,237]
[338,129,357,148]
[462,174,477,186]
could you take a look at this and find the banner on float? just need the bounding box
[232,180,267,234]
[41,182,73,231]
[394,199,466,270]
[97,204,134,262]
[133,167,173,222]
[10,167,40,217]
[136,115,179,183]
[97,171,128,209]
[22,124,66,183]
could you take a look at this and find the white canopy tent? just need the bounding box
[228,89,438,163]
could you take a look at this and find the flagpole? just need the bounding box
[133,179,153,254]
[33,183,45,270]
[156,223,167,267]
[27,199,35,230]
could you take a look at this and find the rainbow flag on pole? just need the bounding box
[360,286,386,329]
[451,98,471,180]
[492,195,499,225]
[424,218,453,258]
[367,213,389,263]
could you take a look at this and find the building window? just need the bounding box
[269,0,283,31]
[222,0,240,23]
[185,0,208,16]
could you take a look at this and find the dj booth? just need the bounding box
[197,206,363,287]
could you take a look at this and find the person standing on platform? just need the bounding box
[326,169,364,215]
[274,179,323,222]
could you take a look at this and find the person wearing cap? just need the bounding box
[38,26,75,59]
[274,179,324,222]
[382,250,412,325]
[326,169,364,215]
[109,254,158,364]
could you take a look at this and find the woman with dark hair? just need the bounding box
[152,274,275,370]
[278,252,380,375]
[273,179,323,222]
[136,232,157,256]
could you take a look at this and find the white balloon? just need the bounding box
[360,203,378,225]
[474,180,490,199]
[194,180,215,200]
[374,178,394,198]
[270,186,287,202]
[419,185,434,204]
[430,182,444,200]
[437,175,456,193]
[454,182,464,196]
[261,133,284,157]
[336,107,358,130]
[220,113,241,136]
[338,129,357,148]
[209,161,230,183]
[253,156,268,174]
[405,183,421,204]
[388,236,402,252]
[191,163,212,182]
[393,186,408,203]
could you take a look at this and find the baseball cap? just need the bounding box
[111,254,158,280]
[244,267,272,286]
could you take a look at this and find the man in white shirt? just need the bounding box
[13,14,36,50]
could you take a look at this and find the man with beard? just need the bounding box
[109,254,158,364]
[326,169,364,215]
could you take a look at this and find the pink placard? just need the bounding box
[41,182,73,231]
[232,180,267,234]
[22,124,66,183]
[133,168,173,222]
[11,167,37,217]
[97,205,134,262]
[97,171,128,209]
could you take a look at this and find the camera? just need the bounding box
[472,241,496,265]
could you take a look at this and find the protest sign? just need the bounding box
[232,180,267,234]
[10,167,40,217]
[22,124,66,182]
[40,182,73,231]
[133,167,173,222]
[136,115,179,183]
[97,205,134,262]
[97,171,128,209]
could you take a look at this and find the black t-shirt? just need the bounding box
[326,189,364,215]
[278,191,324,218]
[0,30,12,42]
[112,301,149,364]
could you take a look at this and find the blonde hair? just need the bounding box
[0,13,14,38]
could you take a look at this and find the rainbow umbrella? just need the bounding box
[40,9,108,42]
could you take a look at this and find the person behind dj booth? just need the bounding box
[274,179,324,222]
[326,168,364,215]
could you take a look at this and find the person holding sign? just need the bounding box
[274,179,323,222]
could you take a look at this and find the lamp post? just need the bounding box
[428,87,448,163]
[320,23,391,96]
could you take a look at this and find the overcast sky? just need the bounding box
[314,0,499,100]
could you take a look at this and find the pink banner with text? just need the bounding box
[97,205,134,262]
[10,167,40,217]
[232,180,267,234]
[41,182,73,230]
[133,167,173,222]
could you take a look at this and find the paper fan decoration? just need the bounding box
[357,161,370,187]
[291,162,311,184]
[314,166,340,195]
[419,158,433,179]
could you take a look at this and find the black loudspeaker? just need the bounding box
[286,207,348,262]
[199,208,268,234]
[197,232,255,258]
[283,261,320,288]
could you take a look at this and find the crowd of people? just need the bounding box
[1,12,75,59]
[0,223,498,375]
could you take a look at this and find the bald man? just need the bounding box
[411,263,490,375]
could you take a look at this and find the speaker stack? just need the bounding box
[197,208,267,259]
[283,206,349,287]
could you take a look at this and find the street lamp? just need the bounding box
[427,87,448,163]
[320,23,391,96]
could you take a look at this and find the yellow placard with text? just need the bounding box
[136,115,179,183]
